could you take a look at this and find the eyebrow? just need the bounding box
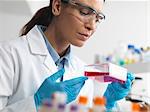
[62,0,103,14]
[76,2,102,14]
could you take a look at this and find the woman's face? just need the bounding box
[55,0,104,47]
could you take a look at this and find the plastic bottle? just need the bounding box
[93,97,106,112]
[70,104,79,112]
[39,101,53,112]
[51,91,67,104]
[132,102,140,112]
[133,48,142,63]
[51,92,67,112]
[124,44,135,65]
[78,96,89,112]
[57,103,66,112]
[39,92,67,112]
[141,46,150,62]
[94,54,100,64]
[112,42,127,65]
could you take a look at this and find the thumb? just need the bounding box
[48,68,65,81]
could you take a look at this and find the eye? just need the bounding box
[98,13,105,20]
[96,14,105,23]
[79,8,91,16]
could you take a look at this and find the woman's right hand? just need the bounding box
[34,69,88,108]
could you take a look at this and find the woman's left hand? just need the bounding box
[103,72,135,109]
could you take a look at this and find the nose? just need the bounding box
[84,18,97,31]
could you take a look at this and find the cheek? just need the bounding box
[67,16,81,29]
[58,12,85,44]
[63,16,82,37]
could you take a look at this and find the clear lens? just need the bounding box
[62,0,105,23]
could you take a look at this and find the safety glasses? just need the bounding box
[61,0,105,23]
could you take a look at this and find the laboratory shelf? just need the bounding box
[124,62,150,74]
[124,62,150,105]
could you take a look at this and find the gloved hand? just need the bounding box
[104,72,135,110]
[34,68,88,108]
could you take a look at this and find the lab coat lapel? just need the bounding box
[26,25,57,73]
[63,51,84,80]
[44,55,57,73]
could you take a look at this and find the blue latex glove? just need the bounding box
[34,68,88,108]
[104,72,135,110]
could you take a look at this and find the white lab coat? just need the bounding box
[0,25,94,112]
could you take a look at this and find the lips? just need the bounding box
[77,33,91,41]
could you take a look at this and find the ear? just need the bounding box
[52,0,62,16]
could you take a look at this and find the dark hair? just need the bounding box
[20,0,105,36]
[20,0,53,36]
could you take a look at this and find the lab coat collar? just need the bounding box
[26,25,48,56]
[26,25,57,73]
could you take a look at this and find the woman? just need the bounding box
[0,0,134,111]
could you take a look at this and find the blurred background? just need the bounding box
[0,0,150,111]
[0,0,149,63]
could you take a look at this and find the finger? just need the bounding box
[47,68,65,81]
[122,72,135,88]
[65,82,85,98]
[63,77,88,86]
[65,82,84,94]
[111,82,127,92]
[72,81,85,89]
[123,79,132,89]
[127,72,135,81]
[71,83,85,96]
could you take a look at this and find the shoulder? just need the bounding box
[0,35,27,47]
[0,35,28,53]
[0,36,30,66]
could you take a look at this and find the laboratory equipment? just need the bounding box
[57,103,66,112]
[93,97,106,112]
[132,102,140,112]
[84,63,127,83]
[39,101,53,112]
[70,104,79,112]
[39,92,67,112]
[78,96,89,112]
[104,73,134,110]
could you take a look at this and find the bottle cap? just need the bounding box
[128,44,134,49]
[78,96,88,105]
[93,97,105,105]
[70,105,78,111]
[134,48,141,54]
[132,103,140,111]
[58,103,65,110]
[42,101,53,107]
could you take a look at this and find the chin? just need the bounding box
[72,42,85,47]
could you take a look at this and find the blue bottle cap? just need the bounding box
[134,48,141,54]
[128,44,134,49]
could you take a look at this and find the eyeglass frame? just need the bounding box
[61,0,105,23]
